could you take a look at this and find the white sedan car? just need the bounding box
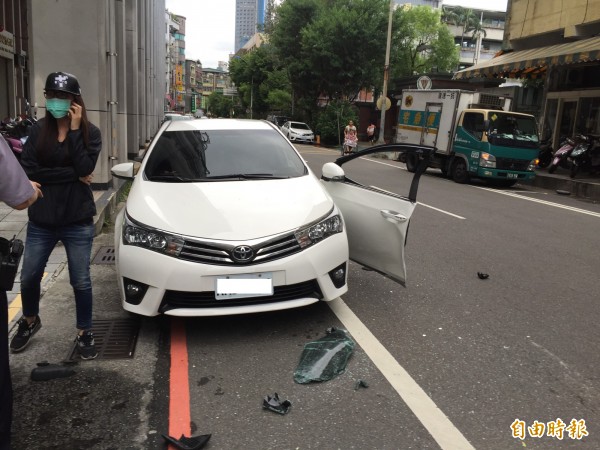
[111,119,430,317]
[281,121,315,144]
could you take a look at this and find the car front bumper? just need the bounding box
[115,231,349,317]
[289,135,314,143]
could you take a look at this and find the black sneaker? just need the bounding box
[76,330,98,360]
[10,316,42,352]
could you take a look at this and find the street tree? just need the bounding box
[442,5,480,48]
[207,92,233,118]
[269,0,321,104]
[300,0,389,100]
[229,45,292,117]
[391,5,459,78]
[270,0,389,121]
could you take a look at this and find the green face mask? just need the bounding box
[46,98,71,119]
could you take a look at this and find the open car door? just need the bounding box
[321,144,432,285]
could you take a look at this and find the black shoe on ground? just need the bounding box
[76,330,98,360]
[10,316,42,353]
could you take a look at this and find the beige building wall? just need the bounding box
[509,0,600,44]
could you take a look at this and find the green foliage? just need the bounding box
[228,0,459,122]
[266,89,292,113]
[207,92,233,117]
[229,46,291,117]
[391,6,458,77]
[271,0,388,103]
[313,100,358,145]
[442,6,482,47]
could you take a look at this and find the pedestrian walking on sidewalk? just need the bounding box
[0,135,43,450]
[10,72,102,360]
[367,123,376,145]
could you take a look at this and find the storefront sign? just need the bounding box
[0,30,15,59]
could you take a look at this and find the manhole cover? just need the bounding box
[67,318,140,360]
[92,246,115,264]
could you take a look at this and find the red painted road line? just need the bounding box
[169,317,191,447]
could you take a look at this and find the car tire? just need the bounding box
[452,158,470,184]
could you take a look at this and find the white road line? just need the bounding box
[329,297,476,450]
[417,202,466,219]
[473,186,600,218]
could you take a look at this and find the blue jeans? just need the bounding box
[20,222,95,330]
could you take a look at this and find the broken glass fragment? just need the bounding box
[293,327,355,384]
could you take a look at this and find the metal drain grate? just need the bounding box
[67,318,140,360]
[92,246,115,264]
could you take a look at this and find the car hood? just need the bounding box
[125,176,334,240]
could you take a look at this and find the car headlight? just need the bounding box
[294,214,343,249]
[528,159,538,171]
[122,213,184,256]
[479,152,496,168]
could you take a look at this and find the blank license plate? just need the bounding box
[215,273,273,300]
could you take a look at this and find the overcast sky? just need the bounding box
[165,0,509,69]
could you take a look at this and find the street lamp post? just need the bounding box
[376,0,394,145]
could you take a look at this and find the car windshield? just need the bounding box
[144,129,308,182]
[291,122,310,130]
[487,112,539,148]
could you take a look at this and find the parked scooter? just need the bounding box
[548,136,576,174]
[570,134,600,178]
[0,114,36,160]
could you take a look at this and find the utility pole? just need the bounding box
[376,0,394,145]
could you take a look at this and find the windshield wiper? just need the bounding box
[147,174,204,182]
[204,173,289,180]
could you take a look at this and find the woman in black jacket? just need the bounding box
[10,72,102,360]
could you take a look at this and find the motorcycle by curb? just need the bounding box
[548,136,576,174]
[570,134,600,178]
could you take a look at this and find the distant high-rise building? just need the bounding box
[235,0,265,52]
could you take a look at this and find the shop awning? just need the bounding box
[453,36,600,80]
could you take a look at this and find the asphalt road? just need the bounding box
[8,144,600,449]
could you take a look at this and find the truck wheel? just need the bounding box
[452,159,470,184]
[406,153,418,173]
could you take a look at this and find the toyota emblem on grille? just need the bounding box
[232,245,255,262]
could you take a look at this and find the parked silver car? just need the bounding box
[281,121,315,144]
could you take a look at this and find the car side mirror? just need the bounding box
[321,162,345,182]
[111,162,139,180]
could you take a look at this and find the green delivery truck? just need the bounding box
[396,89,540,187]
